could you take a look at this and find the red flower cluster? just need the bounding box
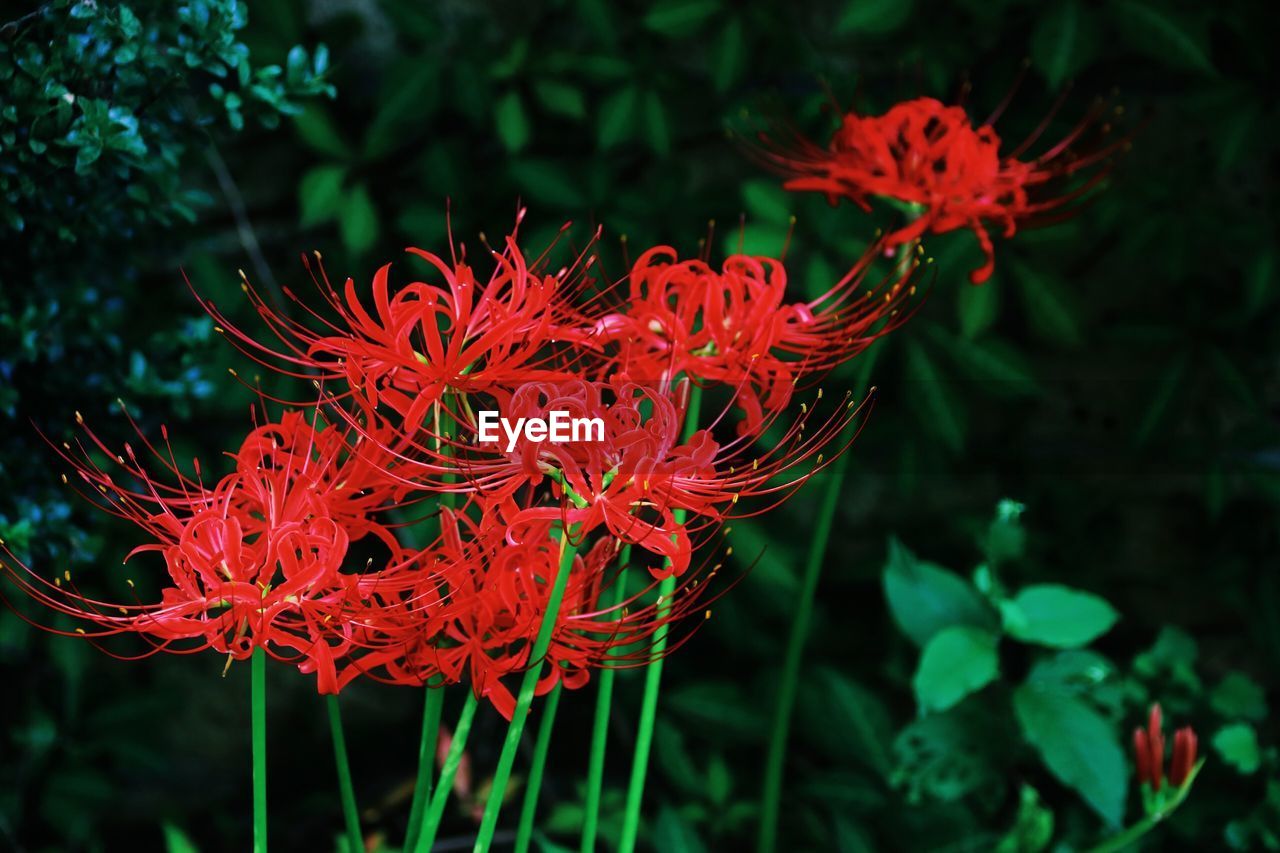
[756,94,1121,283]
[2,207,920,717]
[1133,703,1198,792]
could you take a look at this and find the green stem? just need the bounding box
[618,384,703,853]
[472,526,581,852]
[326,694,363,853]
[415,691,480,853]
[756,349,879,853]
[251,647,268,853]
[581,545,631,853]
[1084,765,1204,853]
[514,684,564,853]
[404,685,445,851]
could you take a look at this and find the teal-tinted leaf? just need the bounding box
[712,17,745,93]
[1031,0,1096,88]
[494,91,530,152]
[837,0,914,35]
[340,184,378,255]
[643,0,720,36]
[298,164,346,227]
[914,626,1000,713]
[1116,1,1215,75]
[643,90,670,156]
[292,103,350,158]
[1013,683,1126,827]
[509,159,588,208]
[1211,673,1268,722]
[1213,723,1261,774]
[957,279,999,340]
[983,498,1026,566]
[533,80,587,120]
[904,338,965,451]
[597,86,638,149]
[884,538,995,646]
[1004,585,1117,648]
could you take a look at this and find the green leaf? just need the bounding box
[340,184,378,255]
[904,338,965,451]
[533,80,586,120]
[925,324,1041,397]
[292,102,350,158]
[509,159,588,208]
[362,60,441,159]
[298,164,346,227]
[1134,352,1189,445]
[994,785,1054,853]
[883,538,995,646]
[742,179,791,225]
[1011,258,1081,346]
[837,0,914,35]
[163,823,199,853]
[712,17,745,93]
[1211,673,1268,721]
[957,279,999,340]
[1031,0,1096,89]
[914,626,1000,713]
[1003,584,1118,648]
[597,86,638,149]
[1116,1,1215,75]
[643,0,720,36]
[810,668,894,778]
[1013,683,1126,827]
[494,90,530,152]
[643,90,670,156]
[1213,723,1261,774]
[653,806,708,853]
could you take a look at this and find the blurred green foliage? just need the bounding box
[1,0,1277,850]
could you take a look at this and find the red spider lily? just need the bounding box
[588,241,920,431]
[379,377,871,577]
[755,94,1120,283]
[1,408,409,692]
[197,209,605,433]
[332,509,723,719]
[1133,703,1198,791]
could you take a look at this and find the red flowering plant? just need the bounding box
[753,92,1124,283]
[0,200,923,852]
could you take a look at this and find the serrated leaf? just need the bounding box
[298,164,346,227]
[1014,683,1126,827]
[494,90,530,152]
[597,86,638,150]
[1213,723,1261,774]
[1004,584,1118,649]
[914,626,1000,713]
[883,538,995,646]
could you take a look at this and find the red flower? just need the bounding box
[1133,703,1198,791]
[589,242,917,431]
[1,408,405,693]
[756,95,1119,284]
[198,208,601,431]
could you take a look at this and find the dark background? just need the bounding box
[1,0,1276,850]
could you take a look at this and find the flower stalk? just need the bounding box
[326,694,363,853]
